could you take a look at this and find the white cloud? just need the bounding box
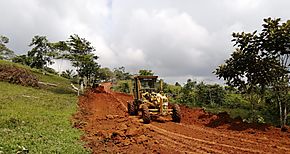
[225,0,262,11]
[109,8,212,77]
[1,0,290,84]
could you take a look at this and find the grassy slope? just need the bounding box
[0,61,89,153]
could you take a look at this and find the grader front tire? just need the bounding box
[172,104,181,123]
[142,105,151,124]
[127,102,135,115]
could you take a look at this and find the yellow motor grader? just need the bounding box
[127,75,181,124]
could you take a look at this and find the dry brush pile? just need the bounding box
[0,64,39,87]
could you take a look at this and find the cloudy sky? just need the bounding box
[1,0,290,84]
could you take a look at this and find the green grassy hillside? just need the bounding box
[0,61,89,153]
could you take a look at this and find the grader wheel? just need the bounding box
[142,105,151,124]
[172,104,181,123]
[127,102,135,115]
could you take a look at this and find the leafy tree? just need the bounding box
[138,69,154,76]
[163,84,182,102]
[12,55,32,66]
[215,18,290,127]
[97,67,114,82]
[64,34,100,87]
[113,66,132,80]
[0,35,14,60]
[196,82,225,106]
[179,79,197,105]
[28,36,54,69]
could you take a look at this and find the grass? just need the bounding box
[0,61,89,153]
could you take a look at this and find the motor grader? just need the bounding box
[127,75,181,124]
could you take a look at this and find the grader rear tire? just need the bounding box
[172,104,181,123]
[127,102,135,115]
[142,105,151,124]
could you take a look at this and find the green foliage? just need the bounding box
[12,55,32,66]
[224,94,251,109]
[113,66,132,81]
[112,80,132,94]
[215,18,290,127]
[176,79,225,107]
[49,34,101,87]
[28,36,54,69]
[175,82,181,87]
[0,35,14,60]
[65,34,100,79]
[164,84,182,96]
[61,70,74,79]
[96,67,114,82]
[178,79,197,105]
[196,83,226,106]
[138,69,154,76]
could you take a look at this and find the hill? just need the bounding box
[0,60,89,153]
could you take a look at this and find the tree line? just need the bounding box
[1,34,134,89]
[1,17,289,128]
[163,18,290,128]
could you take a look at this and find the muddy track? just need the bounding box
[74,83,290,154]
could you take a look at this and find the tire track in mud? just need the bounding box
[79,84,290,154]
[178,123,290,151]
[151,128,225,154]
[112,92,239,153]
[111,89,289,154]
[157,135,208,154]
[147,124,263,154]
[111,92,258,153]
[109,92,213,153]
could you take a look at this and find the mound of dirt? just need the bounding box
[180,105,215,125]
[0,64,39,87]
[179,105,275,132]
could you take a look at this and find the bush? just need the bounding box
[224,94,251,109]
[112,80,132,94]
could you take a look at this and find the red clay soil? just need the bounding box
[74,83,290,154]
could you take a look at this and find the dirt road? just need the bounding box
[74,83,290,154]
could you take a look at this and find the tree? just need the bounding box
[163,83,182,101]
[65,34,100,87]
[28,35,54,69]
[175,82,181,87]
[260,18,290,128]
[196,83,225,106]
[0,35,14,60]
[179,79,197,105]
[113,66,131,80]
[138,69,154,76]
[97,67,114,82]
[12,55,32,66]
[215,18,290,127]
